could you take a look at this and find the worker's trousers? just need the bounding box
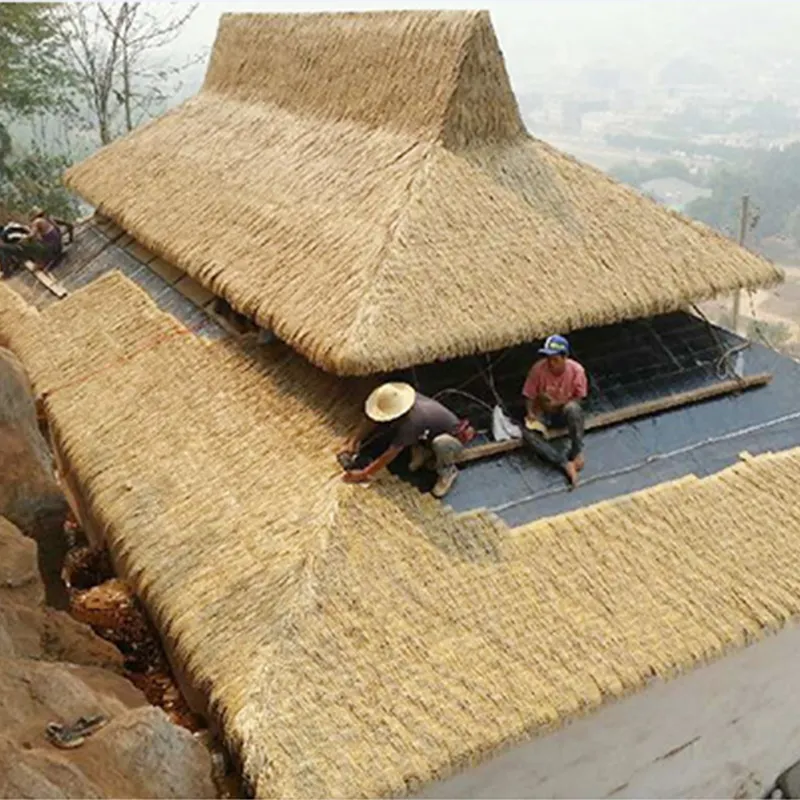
[522,400,585,467]
[411,434,463,476]
[0,243,23,275]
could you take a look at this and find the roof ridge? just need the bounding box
[202,10,483,138]
[333,143,437,373]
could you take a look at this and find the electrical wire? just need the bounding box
[690,302,750,380]
[432,388,496,415]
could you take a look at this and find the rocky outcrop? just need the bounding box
[0,658,216,799]
[0,517,217,799]
[0,345,220,799]
[0,347,69,608]
[0,515,43,607]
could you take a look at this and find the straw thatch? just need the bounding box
[64,11,781,376]
[3,272,800,797]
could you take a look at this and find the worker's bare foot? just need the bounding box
[564,460,579,489]
[574,454,585,472]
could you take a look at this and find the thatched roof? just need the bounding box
[63,11,780,376]
[3,272,800,797]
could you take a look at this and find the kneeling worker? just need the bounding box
[523,334,588,487]
[340,382,474,498]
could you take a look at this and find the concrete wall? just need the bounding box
[419,625,800,799]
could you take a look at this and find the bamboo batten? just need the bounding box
[64,11,781,376]
[2,273,800,797]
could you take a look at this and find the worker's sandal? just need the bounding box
[432,467,458,499]
[46,722,86,749]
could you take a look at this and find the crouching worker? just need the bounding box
[21,208,73,271]
[339,382,475,498]
[522,334,588,488]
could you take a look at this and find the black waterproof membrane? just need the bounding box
[385,312,799,526]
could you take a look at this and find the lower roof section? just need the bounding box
[2,272,800,797]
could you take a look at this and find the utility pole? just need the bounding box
[731,193,750,334]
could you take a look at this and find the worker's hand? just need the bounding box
[342,469,370,484]
[337,450,358,470]
[342,437,360,454]
[525,416,548,436]
[537,393,555,413]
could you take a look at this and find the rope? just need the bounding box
[690,303,750,380]
[746,288,782,351]
[489,408,800,515]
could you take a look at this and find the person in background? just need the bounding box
[522,334,588,487]
[1,221,31,244]
[0,221,30,276]
[23,207,73,269]
[339,382,475,499]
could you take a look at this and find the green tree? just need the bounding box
[686,144,800,244]
[0,4,77,220]
[0,4,72,118]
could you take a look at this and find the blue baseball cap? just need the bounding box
[539,334,570,357]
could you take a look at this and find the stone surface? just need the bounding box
[0,348,69,608]
[0,518,122,670]
[0,658,216,799]
[0,516,44,607]
[0,601,123,669]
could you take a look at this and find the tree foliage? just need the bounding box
[687,143,800,242]
[0,5,79,220]
[0,146,77,220]
[0,3,72,117]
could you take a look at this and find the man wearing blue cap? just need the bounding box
[522,334,588,487]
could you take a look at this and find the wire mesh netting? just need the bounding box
[394,311,746,436]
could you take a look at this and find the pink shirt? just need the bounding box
[523,358,588,406]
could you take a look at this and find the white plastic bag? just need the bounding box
[491,405,522,442]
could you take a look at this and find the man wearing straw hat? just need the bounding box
[340,382,474,498]
[522,334,588,488]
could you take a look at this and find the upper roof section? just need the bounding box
[64,10,782,375]
[203,10,525,145]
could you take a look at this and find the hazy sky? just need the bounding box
[170,1,800,96]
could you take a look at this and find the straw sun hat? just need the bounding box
[365,382,416,423]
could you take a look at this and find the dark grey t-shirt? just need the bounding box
[390,394,460,449]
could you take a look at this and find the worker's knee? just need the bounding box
[431,434,463,467]
[563,401,583,420]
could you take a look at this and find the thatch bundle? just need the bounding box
[4,272,800,797]
[64,11,781,376]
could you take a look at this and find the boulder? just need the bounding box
[0,347,69,608]
[0,657,215,799]
[0,516,43,608]
[0,602,123,670]
[0,517,121,670]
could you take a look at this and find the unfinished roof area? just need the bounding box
[4,272,800,797]
[64,10,780,375]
